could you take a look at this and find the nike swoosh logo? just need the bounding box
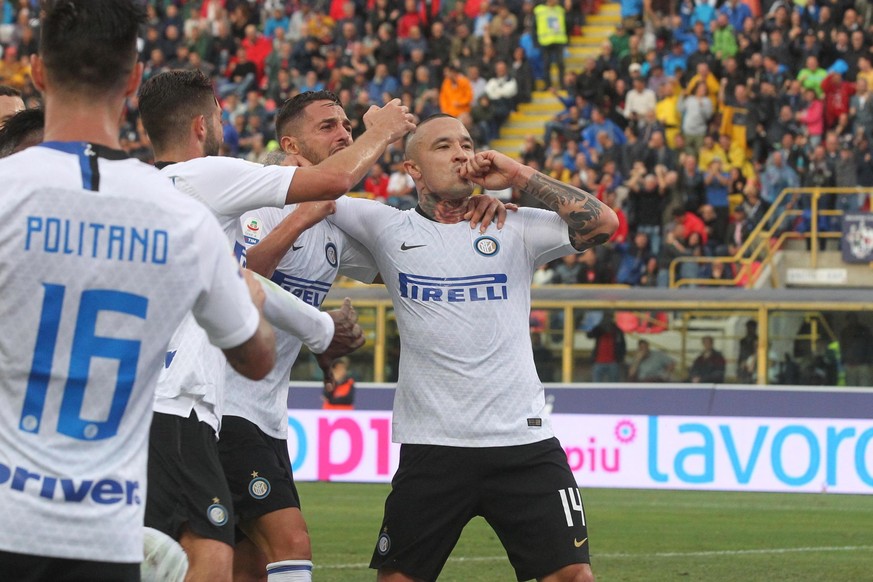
[400,243,426,251]
[574,537,588,548]
[291,244,303,251]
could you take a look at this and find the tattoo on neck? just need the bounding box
[522,173,607,250]
[418,192,439,219]
[418,192,469,223]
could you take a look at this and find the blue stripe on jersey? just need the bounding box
[270,271,332,294]
[40,141,100,190]
[40,142,97,191]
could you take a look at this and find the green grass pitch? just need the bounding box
[298,482,873,581]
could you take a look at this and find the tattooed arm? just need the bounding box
[459,150,618,251]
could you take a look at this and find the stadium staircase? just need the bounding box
[491,3,621,159]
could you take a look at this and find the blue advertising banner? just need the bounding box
[841,212,873,263]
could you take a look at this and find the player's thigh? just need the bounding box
[480,438,590,582]
[232,537,268,582]
[179,526,234,582]
[370,445,480,582]
[145,411,235,547]
[0,551,139,582]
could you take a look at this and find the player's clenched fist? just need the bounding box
[363,98,416,142]
[458,150,525,192]
[316,297,365,389]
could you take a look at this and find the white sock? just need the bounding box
[140,527,188,582]
[267,559,313,581]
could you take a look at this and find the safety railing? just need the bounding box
[669,188,867,288]
[309,286,871,385]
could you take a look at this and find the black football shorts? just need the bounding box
[370,437,590,582]
[144,411,235,547]
[218,415,302,532]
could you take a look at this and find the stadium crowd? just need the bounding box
[2,0,873,288]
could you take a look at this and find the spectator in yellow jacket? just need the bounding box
[655,79,682,148]
[684,61,721,110]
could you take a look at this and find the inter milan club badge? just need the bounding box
[474,235,500,257]
[207,499,228,526]
[249,476,271,499]
[325,242,338,267]
[377,532,391,555]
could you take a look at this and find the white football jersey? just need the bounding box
[330,197,580,447]
[0,143,259,562]
[224,204,378,439]
[153,157,293,432]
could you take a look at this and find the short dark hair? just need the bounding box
[275,90,341,139]
[138,70,217,152]
[40,0,144,95]
[0,85,21,98]
[0,108,44,158]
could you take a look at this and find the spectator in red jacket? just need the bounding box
[671,207,708,245]
[364,163,390,203]
[821,62,855,131]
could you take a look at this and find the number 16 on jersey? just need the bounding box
[20,283,148,441]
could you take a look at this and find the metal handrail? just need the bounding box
[669,188,865,288]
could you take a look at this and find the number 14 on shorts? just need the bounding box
[558,487,586,527]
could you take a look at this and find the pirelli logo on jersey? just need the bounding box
[270,271,331,307]
[398,273,508,302]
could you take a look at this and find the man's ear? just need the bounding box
[404,159,420,179]
[30,54,45,92]
[193,114,207,143]
[125,61,145,99]
[280,135,298,154]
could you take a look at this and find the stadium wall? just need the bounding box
[284,383,873,495]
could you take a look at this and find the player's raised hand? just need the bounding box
[458,150,524,192]
[316,298,365,388]
[363,98,416,142]
[464,195,519,233]
[282,152,313,167]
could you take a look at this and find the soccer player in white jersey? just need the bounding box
[0,1,275,580]
[136,72,415,581]
[219,93,378,582]
[219,92,513,582]
[328,114,618,582]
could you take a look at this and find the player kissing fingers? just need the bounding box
[458,153,492,179]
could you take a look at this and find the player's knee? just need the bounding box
[567,564,595,582]
[541,563,594,582]
[179,532,234,582]
[267,527,312,562]
[574,567,595,582]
